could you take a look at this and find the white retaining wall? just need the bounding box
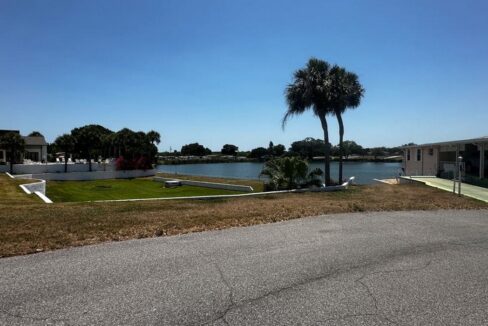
[8,173,52,203]
[4,162,116,174]
[154,177,254,192]
[31,169,156,181]
[19,179,46,195]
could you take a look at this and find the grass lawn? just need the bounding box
[1,173,486,257]
[47,178,243,202]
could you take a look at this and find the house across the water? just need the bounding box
[0,130,48,163]
[402,136,488,184]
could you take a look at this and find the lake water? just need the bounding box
[156,161,402,184]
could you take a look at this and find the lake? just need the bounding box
[156,161,402,184]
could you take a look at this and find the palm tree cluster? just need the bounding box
[54,125,161,172]
[260,156,323,190]
[284,58,364,185]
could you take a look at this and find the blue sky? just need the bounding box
[1,0,487,151]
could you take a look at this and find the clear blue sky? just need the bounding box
[1,0,487,151]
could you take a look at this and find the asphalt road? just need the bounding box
[1,210,488,325]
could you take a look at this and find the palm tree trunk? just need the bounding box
[337,113,344,183]
[9,146,14,174]
[87,151,92,172]
[319,114,331,186]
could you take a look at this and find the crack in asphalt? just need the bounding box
[200,241,453,325]
[209,262,233,326]
[3,237,483,326]
[353,260,433,326]
[0,308,70,325]
[201,258,417,326]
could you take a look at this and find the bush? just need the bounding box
[134,156,152,170]
[115,156,153,171]
[115,156,132,170]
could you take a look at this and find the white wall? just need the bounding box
[20,180,46,195]
[404,147,439,176]
[31,169,156,181]
[8,162,116,174]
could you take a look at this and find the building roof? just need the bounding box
[402,136,488,149]
[23,136,48,146]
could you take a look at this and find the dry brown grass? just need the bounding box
[0,174,486,257]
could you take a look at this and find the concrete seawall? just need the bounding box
[153,177,254,192]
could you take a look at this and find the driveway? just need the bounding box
[1,210,487,325]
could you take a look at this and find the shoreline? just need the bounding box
[158,158,403,165]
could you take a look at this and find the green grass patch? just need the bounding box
[47,178,243,202]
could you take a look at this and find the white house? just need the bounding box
[0,130,48,163]
[402,136,488,181]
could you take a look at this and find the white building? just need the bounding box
[402,136,488,181]
[0,130,48,163]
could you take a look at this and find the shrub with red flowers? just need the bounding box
[115,155,153,171]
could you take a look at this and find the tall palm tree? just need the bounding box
[329,66,364,182]
[54,134,75,173]
[147,130,161,145]
[283,58,334,185]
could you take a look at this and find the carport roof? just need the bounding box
[401,136,488,149]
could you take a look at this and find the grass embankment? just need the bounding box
[47,178,243,202]
[0,176,41,205]
[0,174,486,257]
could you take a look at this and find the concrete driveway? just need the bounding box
[1,210,487,325]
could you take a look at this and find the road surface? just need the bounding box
[1,210,488,325]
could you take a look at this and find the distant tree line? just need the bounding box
[158,138,403,162]
[53,124,160,172]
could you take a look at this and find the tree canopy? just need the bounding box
[248,147,268,159]
[289,138,326,159]
[49,124,161,171]
[28,131,44,137]
[181,143,211,156]
[221,144,238,156]
[341,140,365,158]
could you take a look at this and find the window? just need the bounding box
[0,151,3,160]
[428,148,434,156]
[417,149,421,161]
[407,150,410,161]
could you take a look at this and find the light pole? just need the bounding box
[457,156,463,196]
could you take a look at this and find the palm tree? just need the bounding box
[147,130,161,145]
[260,156,323,190]
[328,66,364,182]
[284,58,334,185]
[54,134,75,172]
[0,132,25,174]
